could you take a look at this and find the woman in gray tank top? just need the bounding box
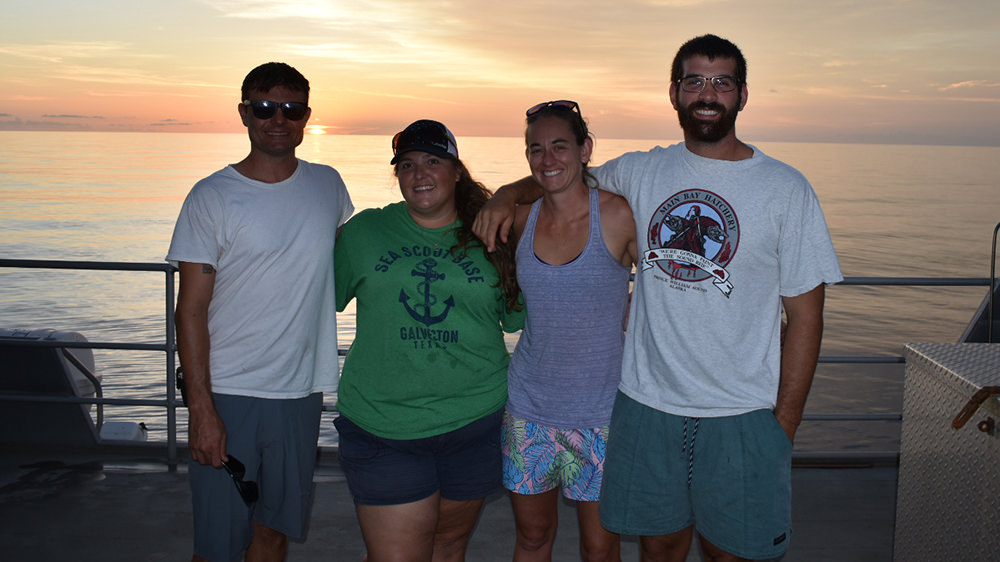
[501,101,637,562]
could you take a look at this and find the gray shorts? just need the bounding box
[189,392,322,562]
[599,392,793,560]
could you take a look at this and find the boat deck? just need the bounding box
[0,450,896,561]
[8,258,996,561]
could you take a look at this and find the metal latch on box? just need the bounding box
[952,386,1000,435]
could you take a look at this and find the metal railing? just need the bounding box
[1,258,994,466]
[1,258,180,462]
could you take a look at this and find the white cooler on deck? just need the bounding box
[894,343,1000,561]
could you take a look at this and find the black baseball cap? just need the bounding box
[390,119,459,164]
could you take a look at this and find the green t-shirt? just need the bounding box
[335,202,524,439]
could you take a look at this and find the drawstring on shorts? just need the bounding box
[681,417,700,487]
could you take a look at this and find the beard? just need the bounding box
[676,100,739,143]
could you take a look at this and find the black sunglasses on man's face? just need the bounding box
[221,455,259,506]
[242,99,309,121]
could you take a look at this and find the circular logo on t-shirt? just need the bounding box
[645,189,739,295]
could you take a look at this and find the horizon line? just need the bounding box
[0,127,998,149]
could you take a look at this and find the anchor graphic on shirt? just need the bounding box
[399,258,455,326]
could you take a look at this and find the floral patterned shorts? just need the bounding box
[501,410,609,501]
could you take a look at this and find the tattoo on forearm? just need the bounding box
[202,264,215,274]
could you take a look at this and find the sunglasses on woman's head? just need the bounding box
[525,100,580,117]
[242,99,309,121]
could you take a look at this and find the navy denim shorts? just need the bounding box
[334,408,503,505]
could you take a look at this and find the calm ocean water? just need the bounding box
[2,130,998,451]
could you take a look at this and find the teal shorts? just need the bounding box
[189,392,322,562]
[502,411,609,501]
[599,392,792,560]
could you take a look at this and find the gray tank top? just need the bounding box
[507,188,631,427]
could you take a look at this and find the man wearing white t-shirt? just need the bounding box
[167,62,353,562]
[475,35,842,561]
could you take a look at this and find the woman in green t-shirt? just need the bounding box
[333,119,522,561]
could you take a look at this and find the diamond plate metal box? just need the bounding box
[894,343,1000,561]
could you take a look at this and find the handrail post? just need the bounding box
[990,222,998,343]
[166,267,178,467]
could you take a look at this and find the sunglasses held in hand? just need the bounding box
[221,455,259,506]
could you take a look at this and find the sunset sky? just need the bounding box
[1,0,998,146]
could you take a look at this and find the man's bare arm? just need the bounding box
[474,176,543,252]
[774,284,825,443]
[175,261,227,467]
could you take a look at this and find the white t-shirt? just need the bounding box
[167,160,354,398]
[593,143,843,417]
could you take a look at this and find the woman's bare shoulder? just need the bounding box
[598,190,634,224]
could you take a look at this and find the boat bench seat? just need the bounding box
[0,339,100,446]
